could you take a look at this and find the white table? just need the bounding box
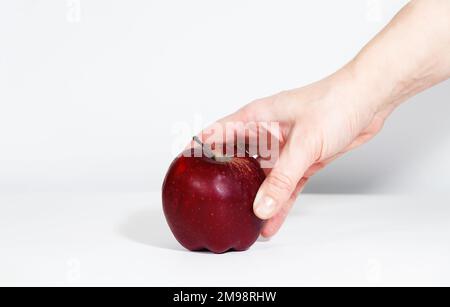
[0,192,449,286]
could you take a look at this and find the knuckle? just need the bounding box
[276,90,292,100]
[272,91,291,107]
[295,126,323,161]
[266,171,295,196]
[239,103,256,122]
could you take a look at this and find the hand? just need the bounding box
[199,68,392,237]
[195,0,450,238]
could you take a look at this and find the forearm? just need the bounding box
[348,0,450,112]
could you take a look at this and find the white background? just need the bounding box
[0,0,449,286]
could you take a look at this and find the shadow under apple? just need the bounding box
[117,209,186,252]
[117,208,272,253]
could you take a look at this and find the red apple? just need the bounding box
[162,145,265,253]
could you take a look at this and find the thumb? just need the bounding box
[253,135,314,220]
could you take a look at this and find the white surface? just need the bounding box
[1,192,449,286]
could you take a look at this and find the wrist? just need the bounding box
[342,59,397,115]
[324,65,383,119]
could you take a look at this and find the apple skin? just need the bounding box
[162,149,266,253]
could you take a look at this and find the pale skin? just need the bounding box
[197,0,450,237]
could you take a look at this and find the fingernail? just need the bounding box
[254,195,277,219]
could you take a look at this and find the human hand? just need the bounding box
[197,68,393,238]
[193,0,450,238]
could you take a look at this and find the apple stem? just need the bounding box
[192,136,216,159]
[237,143,251,157]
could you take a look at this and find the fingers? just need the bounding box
[261,178,308,238]
[188,101,284,158]
[188,94,282,149]
[253,133,315,220]
[186,110,249,150]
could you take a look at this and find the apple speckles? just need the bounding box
[162,151,265,253]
